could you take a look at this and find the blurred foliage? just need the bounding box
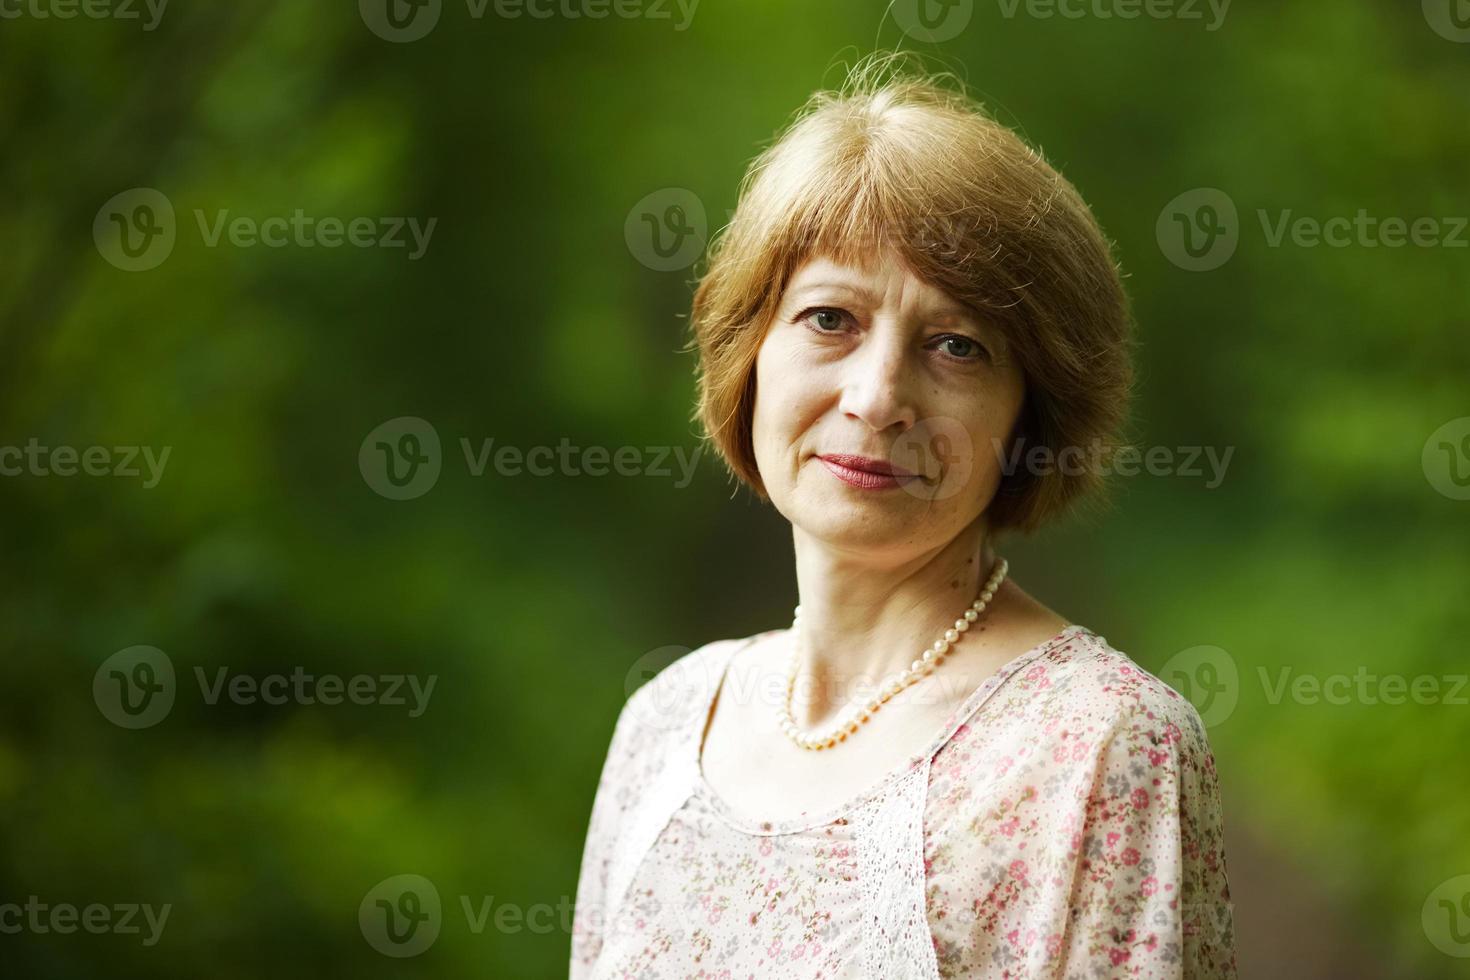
[1,0,1467,977]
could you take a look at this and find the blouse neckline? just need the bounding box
[691,623,1093,836]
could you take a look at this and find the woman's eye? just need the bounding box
[937,335,987,361]
[807,308,846,332]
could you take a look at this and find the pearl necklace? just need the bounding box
[777,558,1009,751]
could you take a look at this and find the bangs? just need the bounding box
[770,165,928,271]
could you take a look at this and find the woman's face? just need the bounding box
[751,250,1027,556]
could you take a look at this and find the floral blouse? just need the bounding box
[570,624,1237,978]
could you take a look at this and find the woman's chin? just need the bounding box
[791,499,955,547]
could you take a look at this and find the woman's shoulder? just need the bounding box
[1043,629,1210,741]
[927,627,1223,843]
[944,626,1215,769]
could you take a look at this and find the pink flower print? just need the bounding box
[1008,860,1029,884]
[1148,748,1169,767]
[1131,788,1150,810]
[764,876,778,894]
[1045,933,1062,958]
[758,839,773,857]
[1071,742,1089,761]
[995,755,1014,777]
[999,816,1020,837]
[1121,847,1141,866]
[1141,876,1159,897]
[1106,832,1120,850]
[1109,948,1130,966]
[792,944,806,959]
[766,938,783,958]
[1162,722,1182,745]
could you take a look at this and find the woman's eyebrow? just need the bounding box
[928,304,986,328]
[784,279,877,302]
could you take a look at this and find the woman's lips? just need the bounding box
[817,454,919,490]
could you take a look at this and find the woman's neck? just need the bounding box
[786,520,999,727]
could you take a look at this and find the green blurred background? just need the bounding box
[2,0,1467,976]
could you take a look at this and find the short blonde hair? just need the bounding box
[687,54,1135,535]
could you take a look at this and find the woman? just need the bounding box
[572,56,1236,979]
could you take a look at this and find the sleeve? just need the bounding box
[568,690,643,979]
[1060,686,1238,979]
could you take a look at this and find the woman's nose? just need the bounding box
[837,327,918,433]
